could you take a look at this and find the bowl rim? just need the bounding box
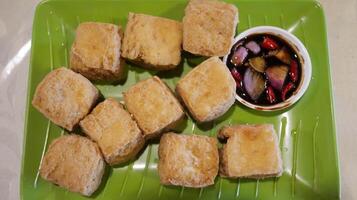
[223,26,312,111]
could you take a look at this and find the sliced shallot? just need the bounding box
[248,57,266,73]
[243,68,265,101]
[266,65,288,91]
[231,46,248,66]
[274,47,291,64]
[245,41,261,54]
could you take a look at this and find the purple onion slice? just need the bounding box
[266,65,289,91]
[245,41,261,54]
[231,46,248,66]
[243,68,266,101]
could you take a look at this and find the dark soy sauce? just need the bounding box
[226,33,302,106]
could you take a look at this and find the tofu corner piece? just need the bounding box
[70,22,125,81]
[183,0,238,56]
[123,76,185,139]
[121,13,183,70]
[80,98,145,166]
[176,57,236,123]
[32,67,99,131]
[218,124,283,178]
[158,133,219,187]
[40,134,105,196]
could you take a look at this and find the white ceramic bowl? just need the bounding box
[223,26,312,111]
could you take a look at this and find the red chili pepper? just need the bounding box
[261,37,279,50]
[281,82,295,101]
[266,86,276,104]
[289,60,298,82]
[231,68,243,89]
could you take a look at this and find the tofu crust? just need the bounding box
[123,76,185,139]
[70,22,125,81]
[158,133,219,187]
[218,124,283,179]
[39,134,105,196]
[183,0,238,56]
[121,13,183,70]
[176,57,236,122]
[32,67,99,131]
[80,98,145,165]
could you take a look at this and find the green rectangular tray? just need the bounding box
[20,0,340,199]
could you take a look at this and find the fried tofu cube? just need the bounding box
[176,57,236,122]
[80,98,145,165]
[123,76,185,139]
[183,0,238,56]
[121,13,183,70]
[40,135,105,196]
[218,124,283,178]
[70,22,125,81]
[32,67,99,131]
[158,133,219,187]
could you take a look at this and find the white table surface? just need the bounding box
[0,0,356,199]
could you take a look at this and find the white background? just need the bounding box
[0,0,356,199]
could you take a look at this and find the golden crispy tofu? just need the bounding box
[40,135,105,196]
[70,22,125,81]
[218,124,283,178]
[32,67,99,131]
[80,98,145,165]
[176,57,236,122]
[123,76,185,139]
[158,133,219,187]
[183,0,238,56]
[121,13,183,70]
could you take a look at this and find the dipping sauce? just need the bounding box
[226,33,302,106]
